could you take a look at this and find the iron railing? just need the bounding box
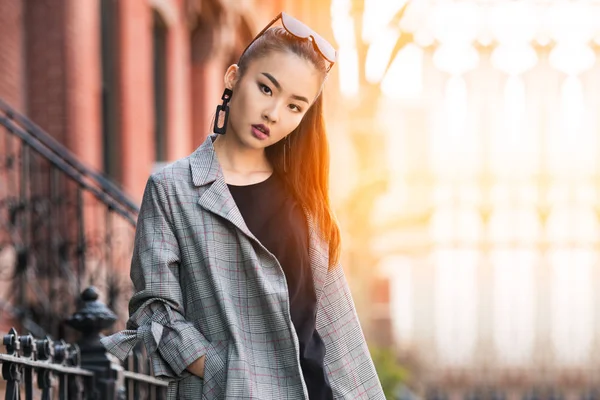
[1,328,94,399]
[0,98,139,340]
[1,287,168,399]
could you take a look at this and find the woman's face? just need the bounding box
[224,50,322,150]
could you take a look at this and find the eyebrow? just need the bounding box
[261,72,310,104]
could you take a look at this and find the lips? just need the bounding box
[252,124,270,136]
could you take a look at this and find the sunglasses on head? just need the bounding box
[239,12,337,73]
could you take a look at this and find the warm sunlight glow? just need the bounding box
[329,0,600,377]
[381,256,413,346]
[365,27,401,84]
[338,47,359,97]
[361,0,408,44]
[550,251,594,366]
[331,0,359,96]
[434,250,478,367]
[492,250,536,367]
[381,44,423,100]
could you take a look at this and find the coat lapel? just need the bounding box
[190,134,330,304]
[190,135,256,241]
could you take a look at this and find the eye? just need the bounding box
[258,83,272,95]
[289,104,302,113]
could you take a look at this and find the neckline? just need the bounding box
[227,172,275,188]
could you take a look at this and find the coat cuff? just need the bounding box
[155,321,210,377]
[101,320,210,380]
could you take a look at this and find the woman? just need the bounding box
[102,12,384,400]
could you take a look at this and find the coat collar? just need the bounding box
[190,134,221,187]
[189,134,329,302]
[190,134,255,242]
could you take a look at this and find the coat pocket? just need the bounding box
[201,340,229,399]
[177,340,229,400]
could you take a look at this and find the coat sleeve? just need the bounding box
[101,174,210,380]
[316,263,385,399]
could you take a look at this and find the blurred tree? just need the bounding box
[336,0,414,336]
[371,346,410,399]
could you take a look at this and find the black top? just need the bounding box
[228,172,333,400]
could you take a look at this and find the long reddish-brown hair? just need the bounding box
[236,26,341,270]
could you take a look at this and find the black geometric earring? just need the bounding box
[213,88,233,135]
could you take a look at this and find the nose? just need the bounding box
[262,101,280,124]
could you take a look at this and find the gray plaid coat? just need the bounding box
[101,135,384,399]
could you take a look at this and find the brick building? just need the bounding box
[0,0,333,202]
[0,0,340,336]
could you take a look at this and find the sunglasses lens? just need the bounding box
[281,13,337,64]
[313,36,337,63]
[281,13,312,39]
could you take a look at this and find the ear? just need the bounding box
[224,64,240,90]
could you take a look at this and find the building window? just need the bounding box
[100,0,121,181]
[153,10,168,162]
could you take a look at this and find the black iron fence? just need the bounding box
[0,98,162,397]
[1,328,94,399]
[0,287,168,399]
[0,98,138,342]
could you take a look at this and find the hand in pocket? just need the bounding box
[186,355,206,378]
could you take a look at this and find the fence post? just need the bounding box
[66,286,123,400]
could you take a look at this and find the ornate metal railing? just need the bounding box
[0,98,139,340]
[1,287,168,399]
[1,328,95,399]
